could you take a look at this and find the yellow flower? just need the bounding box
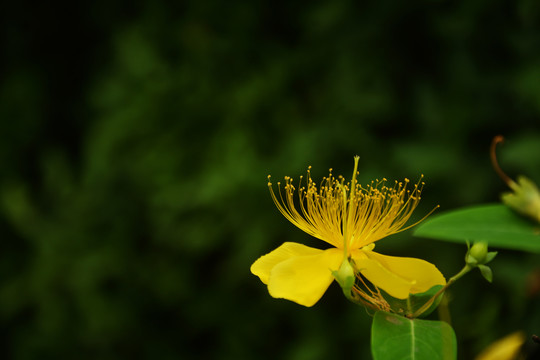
[475,331,526,360]
[251,156,446,307]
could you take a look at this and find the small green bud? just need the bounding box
[468,242,488,264]
[465,242,497,283]
[466,241,497,267]
[332,258,355,298]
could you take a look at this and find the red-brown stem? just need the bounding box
[490,135,512,186]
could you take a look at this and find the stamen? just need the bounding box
[343,156,361,252]
[267,158,436,251]
[352,274,391,312]
[490,135,513,186]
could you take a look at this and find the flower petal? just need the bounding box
[365,251,446,293]
[250,242,324,284]
[267,248,343,307]
[352,250,446,299]
[351,251,414,299]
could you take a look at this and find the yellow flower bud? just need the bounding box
[491,135,540,223]
[502,176,540,223]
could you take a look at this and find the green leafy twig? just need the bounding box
[411,242,496,318]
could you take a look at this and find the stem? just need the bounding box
[411,264,472,318]
[437,293,452,326]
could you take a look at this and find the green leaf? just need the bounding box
[372,311,457,360]
[382,285,444,318]
[414,204,540,253]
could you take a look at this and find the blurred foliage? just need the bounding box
[0,0,540,359]
[415,204,540,253]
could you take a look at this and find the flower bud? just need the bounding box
[466,242,497,267]
[490,136,540,223]
[465,242,497,282]
[502,176,540,223]
[468,242,488,264]
[332,258,355,297]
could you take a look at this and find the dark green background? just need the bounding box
[1,0,540,359]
